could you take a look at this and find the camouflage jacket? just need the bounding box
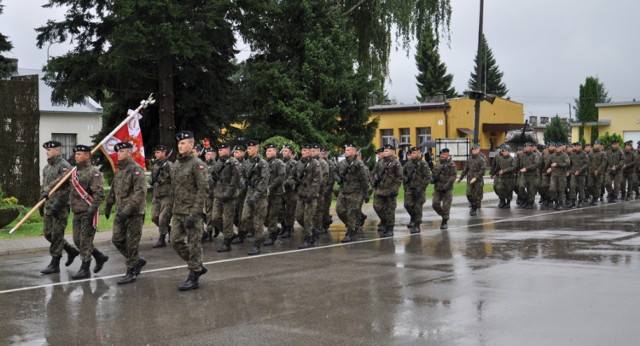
[213,155,241,200]
[267,157,286,196]
[432,158,457,192]
[570,151,589,176]
[170,153,209,216]
[294,157,322,198]
[460,153,486,180]
[151,158,172,198]
[545,151,570,177]
[70,161,104,214]
[621,150,636,174]
[42,156,72,211]
[588,149,607,175]
[317,157,330,193]
[403,158,432,191]
[373,156,403,196]
[244,155,270,200]
[636,150,640,173]
[518,151,539,176]
[106,157,147,216]
[326,158,337,189]
[491,155,517,177]
[541,151,554,176]
[605,148,624,174]
[337,157,369,195]
[283,157,298,192]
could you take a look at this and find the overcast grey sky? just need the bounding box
[2,0,639,119]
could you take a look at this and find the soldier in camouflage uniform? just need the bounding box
[621,141,636,201]
[587,141,606,204]
[568,142,589,208]
[336,143,370,243]
[169,131,209,291]
[264,143,286,246]
[320,148,336,232]
[491,145,517,209]
[150,145,173,248]
[105,141,147,285]
[634,141,640,199]
[278,144,298,238]
[517,142,540,209]
[605,139,624,202]
[39,140,80,275]
[538,144,554,207]
[68,145,109,280]
[432,148,457,229]
[403,146,432,233]
[311,144,329,236]
[545,142,571,210]
[203,147,219,242]
[241,140,270,256]
[457,143,486,215]
[211,142,241,252]
[373,144,403,237]
[295,143,323,248]
[232,145,248,242]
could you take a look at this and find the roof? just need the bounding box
[15,68,103,115]
[369,102,450,113]
[596,101,640,108]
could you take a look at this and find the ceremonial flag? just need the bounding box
[101,109,146,171]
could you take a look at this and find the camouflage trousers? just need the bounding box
[336,192,363,231]
[549,175,567,202]
[539,174,551,200]
[432,189,452,220]
[171,214,204,272]
[266,193,284,234]
[241,193,268,240]
[212,197,237,240]
[151,195,172,236]
[234,190,247,229]
[281,190,297,228]
[296,196,318,237]
[518,175,538,204]
[494,176,515,200]
[43,208,70,257]
[72,212,97,262]
[404,188,426,225]
[313,190,326,229]
[466,178,485,207]
[587,173,603,199]
[622,173,637,197]
[373,194,397,228]
[605,172,623,198]
[569,175,586,201]
[112,214,144,270]
[321,188,333,225]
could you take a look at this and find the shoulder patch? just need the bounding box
[61,167,68,172]
[134,171,141,176]
[198,165,205,170]
[94,173,100,177]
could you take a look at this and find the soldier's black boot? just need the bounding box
[213,226,221,238]
[72,260,91,280]
[341,229,354,243]
[134,257,147,276]
[92,249,109,273]
[231,231,247,244]
[497,198,505,208]
[248,239,262,256]
[410,224,421,234]
[440,218,448,230]
[501,198,511,209]
[298,235,313,249]
[263,232,278,246]
[152,233,167,248]
[41,256,61,274]
[470,206,477,216]
[117,268,137,285]
[217,237,232,252]
[202,230,213,243]
[382,226,394,238]
[407,222,415,230]
[178,267,207,291]
[570,199,576,208]
[246,231,255,238]
[280,226,292,238]
[64,244,80,267]
[377,223,385,233]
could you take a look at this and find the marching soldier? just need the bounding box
[568,142,589,208]
[621,141,636,201]
[545,142,570,210]
[241,140,270,256]
[491,144,517,209]
[68,145,109,280]
[538,143,554,207]
[634,141,640,199]
[320,148,336,233]
[605,139,624,202]
[232,145,248,244]
[403,146,432,233]
[150,145,173,248]
[105,141,147,285]
[517,142,539,209]
[211,142,241,252]
[587,141,606,204]
[457,143,486,215]
[39,140,80,274]
[264,143,286,246]
[203,146,219,242]
[169,131,209,290]
[312,144,329,236]
[432,148,457,229]
[336,143,370,243]
[373,144,403,237]
[295,143,322,248]
[279,144,298,238]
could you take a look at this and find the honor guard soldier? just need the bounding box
[311,144,330,236]
[621,141,636,201]
[68,145,109,279]
[335,143,369,243]
[545,142,570,209]
[491,144,517,209]
[605,139,624,202]
[232,145,248,243]
[150,144,173,248]
[457,143,486,215]
[170,131,209,290]
[39,140,80,274]
[373,144,403,237]
[517,142,540,209]
[320,148,336,232]
[295,143,323,248]
[432,148,457,229]
[104,141,147,284]
[212,142,241,252]
[279,144,298,238]
[241,140,270,255]
[203,146,220,242]
[403,146,432,233]
[568,142,589,208]
[264,143,286,246]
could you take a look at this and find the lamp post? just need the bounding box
[472,0,485,146]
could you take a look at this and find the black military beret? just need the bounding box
[282,144,293,150]
[203,147,215,153]
[114,142,133,151]
[301,143,312,149]
[343,143,356,149]
[175,131,194,141]
[376,148,384,153]
[233,144,246,152]
[584,143,592,147]
[73,144,91,153]
[311,143,321,149]
[572,141,582,146]
[43,140,62,149]
[154,144,168,152]
[246,139,260,147]
[409,146,421,152]
[383,144,396,150]
[611,138,619,144]
[536,144,545,151]
[556,142,565,146]
[440,148,450,154]
[219,142,231,149]
[264,143,278,150]
[194,144,204,152]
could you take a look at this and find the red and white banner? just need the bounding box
[101,109,146,171]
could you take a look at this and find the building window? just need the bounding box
[529,116,538,126]
[51,133,77,161]
[417,127,431,145]
[399,128,410,144]
[380,129,394,147]
[540,117,550,125]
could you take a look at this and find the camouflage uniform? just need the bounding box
[169,153,209,272]
[294,156,322,246]
[336,156,369,241]
[265,156,286,243]
[234,157,247,231]
[70,160,105,263]
[321,158,337,231]
[587,147,606,203]
[460,152,486,210]
[373,156,403,235]
[634,147,640,198]
[569,149,589,206]
[151,158,173,238]
[241,155,270,244]
[431,157,457,223]
[538,149,554,205]
[605,146,624,201]
[546,150,570,208]
[42,155,73,258]
[106,157,147,271]
[280,156,298,236]
[491,154,517,207]
[621,147,636,200]
[312,157,330,233]
[403,157,431,231]
[211,154,241,247]
[518,150,539,207]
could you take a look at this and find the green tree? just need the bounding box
[468,34,508,97]
[596,132,623,150]
[543,115,569,144]
[415,22,456,101]
[0,1,15,78]
[574,76,611,143]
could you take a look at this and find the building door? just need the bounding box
[623,131,640,146]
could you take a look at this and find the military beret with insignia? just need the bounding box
[203,147,215,153]
[548,142,556,147]
[264,143,278,150]
[73,144,91,153]
[383,144,396,150]
[611,138,619,144]
[343,143,356,149]
[624,140,633,146]
[233,144,246,152]
[440,148,450,154]
[593,140,601,145]
[154,144,168,152]
[175,131,194,141]
[311,143,321,149]
[321,147,328,152]
[114,142,133,151]
[376,148,384,153]
[573,141,582,146]
[556,142,564,146]
[301,143,312,149]
[409,146,421,152]
[219,142,231,149]
[194,144,204,152]
[282,144,293,150]
[246,140,260,147]
[524,142,534,147]
[584,143,592,147]
[536,144,545,150]
[43,140,62,149]
[517,146,523,151]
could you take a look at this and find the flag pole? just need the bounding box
[9,94,156,234]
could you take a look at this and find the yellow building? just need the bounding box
[369,96,524,151]
[570,101,640,144]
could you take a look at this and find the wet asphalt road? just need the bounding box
[2,200,640,345]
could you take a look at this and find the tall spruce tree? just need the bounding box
[415,22,456,101]
[574,76,610,143]
[468,34,508,97]
[0,1,15,78]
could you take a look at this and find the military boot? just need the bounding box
[117,268,136,285]
[72,260,91,280]
[382,226,394,238]
[246,231,255,238]
[407,222,415,230]
[92,249,109,273]
[569,199,576,208]
[497,198,505,208]
[202,230,213,243]
[577,200,583,208]
[410,224,421,234]
[217,237,232,252]
[152,233,167,248]
[64,244,80,267]
[41,256,61,274]
[213,226,221,238]
[298,235,313,249]
[178,267,207,291]
[280,226,292,238]
[248,239,262,256]
[621,192,626,201]
[231,230,247,244]
[440,218,448,230]
[525,201,534,209]
[134,257,147,276]
[377,223,385,233]
[263,232,278,246]
[470,206,477,216]
[341,230,354,243]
